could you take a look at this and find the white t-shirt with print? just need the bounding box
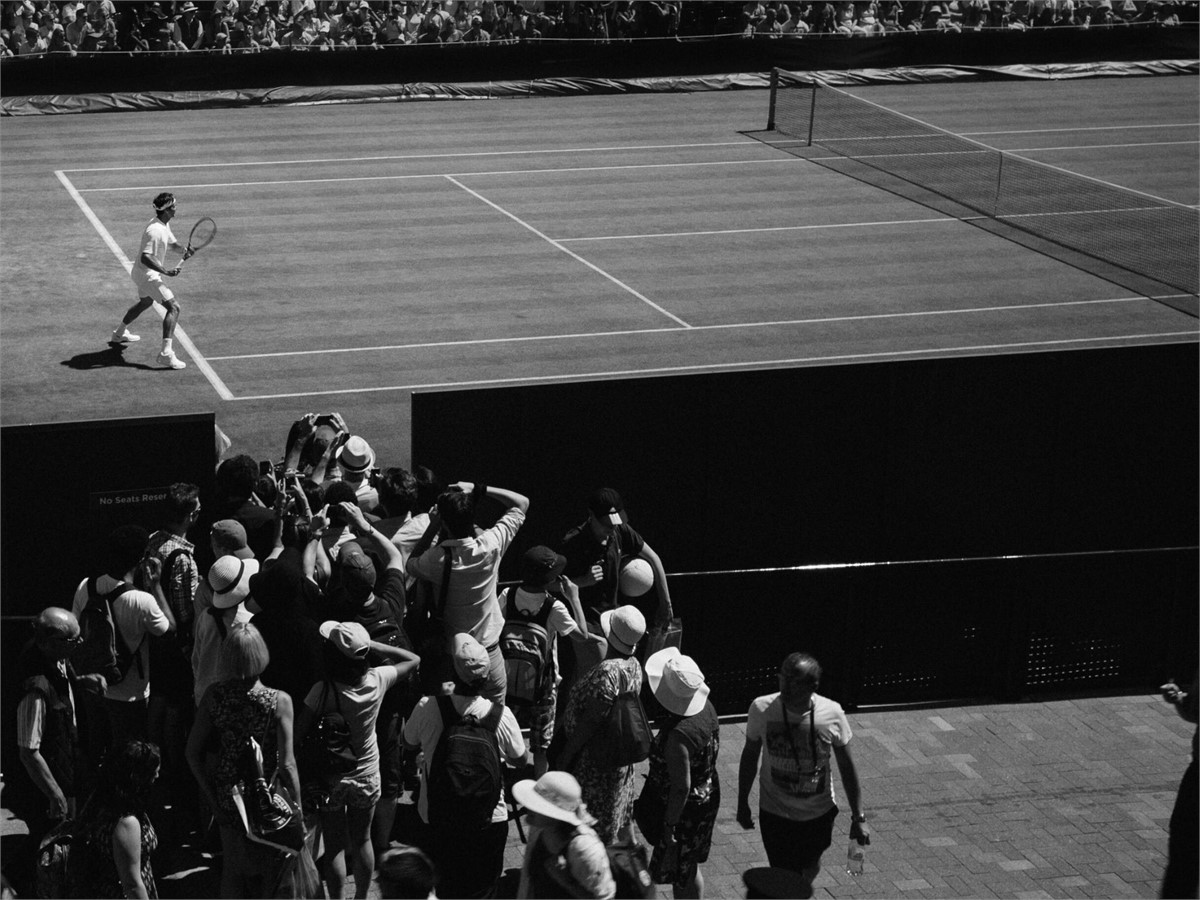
[746,691,852,821]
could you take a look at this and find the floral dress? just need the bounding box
[560,655,643,844]
[70,811,158,898]
[643,701,720,887]
[209,679,279,822]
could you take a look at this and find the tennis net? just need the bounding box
[767,71,1199,301]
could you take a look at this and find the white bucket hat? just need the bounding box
[207,555,260,610]
[599,605,645,656]
[645,647,710,717]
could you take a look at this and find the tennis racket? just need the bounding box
[179,216,216,266]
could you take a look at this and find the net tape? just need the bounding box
[769,71,1199,298]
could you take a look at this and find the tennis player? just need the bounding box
[112,191,194,370]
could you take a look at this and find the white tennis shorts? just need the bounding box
[133,278,175,303]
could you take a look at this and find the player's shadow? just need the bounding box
[63,343,157,371]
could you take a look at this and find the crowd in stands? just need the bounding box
[0,0,1189,56]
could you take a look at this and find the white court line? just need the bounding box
[73,157,800,194]
[206,296,1164,361]
[1007,140,1200,152]
[54,170,235,401]
[229,333,1200,402]
[961,123,1200,137]
[443,174,692,328]
[556,215,978,243]
[61,141,762,173]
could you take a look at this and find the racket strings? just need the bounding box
[189,217,217,251]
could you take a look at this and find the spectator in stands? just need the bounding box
[755,6,784,33]
[144,483,202,831]
[173,1,203,49]
[736,652,869,900]
[46,21,72,51]
[501,546,595,778]
[13,608,99,880]
[72,525,174,774]
[191,554,259,707]
[407,481,530,702]
[187,622,303,899]
[372,466,431,577]
[250,3,278,47]
[462,13,490,40]
[282,411,350,483]
[215,453,277,560]
[63,5,86,46]
[325,500,417,859]
[247,547,327,708]
[379,7,410,43]
[555,605,647,844]
[335,435,380,512]
[66,740,163,900]
[402,633,527,900]
[302,621,420,900]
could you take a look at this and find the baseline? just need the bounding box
[55,170,234,401]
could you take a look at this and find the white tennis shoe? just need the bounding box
[111,328,141,343]
[157,350,186,370]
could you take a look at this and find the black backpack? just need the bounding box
[74,579,142,686]
[498,587,555,708]
[427,695,504,831]
[596,688,652,768]
[301,681,357,786]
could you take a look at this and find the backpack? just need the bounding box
[301,682,357,786]
[427,695,504,831]
[498,586,554,707]
[605,838,655,899]
[73,579,142,686]
[596,688,652,768]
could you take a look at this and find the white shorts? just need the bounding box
[132,274,174,303]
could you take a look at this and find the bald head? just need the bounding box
[35,607,79,640]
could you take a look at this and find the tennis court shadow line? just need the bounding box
[62,344,158,371]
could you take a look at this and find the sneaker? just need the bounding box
[157,351,186,370]
[110,328,140,343]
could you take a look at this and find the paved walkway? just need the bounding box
[3,692,1191,899]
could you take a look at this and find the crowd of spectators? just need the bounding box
[0,0,1189,57]
[7,411,693,899]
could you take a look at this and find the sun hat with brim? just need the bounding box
[599,605,645,656]
[646,647,710,717]
[208,555,260,610]
[512,771,596,827]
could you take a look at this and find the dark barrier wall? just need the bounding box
[413,343,1197,576]
[0,413,217,617]
[412,343,1198,709]
[3,26,1196,98]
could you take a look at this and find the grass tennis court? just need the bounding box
[1,76,1196,461]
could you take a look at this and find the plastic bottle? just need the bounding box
[846,838,866,876]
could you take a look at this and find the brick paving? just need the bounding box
[3,692,1191,898]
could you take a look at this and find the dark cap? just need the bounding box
[520,546,567,587]
[338,541,376,600]
[587,487,625,526]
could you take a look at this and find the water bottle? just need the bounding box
[846,838,866,876]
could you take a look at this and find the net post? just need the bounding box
[807,79,817,147]
[767,68,778,131]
